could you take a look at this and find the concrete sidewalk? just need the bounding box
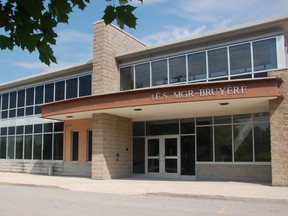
[0,172,288,203]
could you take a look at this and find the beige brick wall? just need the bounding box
[268,69,288,186]
[93,21,146,95]
[196,164,271,182]
[91,113,132,179]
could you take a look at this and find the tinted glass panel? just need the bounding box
[8,127,15,135]
[215,125,232,162]
[120,67,134,90]
[44,123,53,133]
[230,43,252,75]
[24,135,32,159]
[254,122,271,162]
[233,114,252,124]
[33,135,42,160]
[2,93,8,110]
[253,112,269,122]
[43,134,52,160]
[169,56,186,83]
[25,125,33,134]
[55,81,65,101]
[17,90,25,107]
[34,106,41,114]
[88,130,92,162]
[135,63,150,89]
[66,78,78,99]
[133,122,145,136]
[26,88,34,106]
[54,133,63,160]
[0,137,7,159]
[152,59,168,86]
[7,136,15,159]
[180,119,195,134]
[234,124,253,162]
[196,117,212,125]
[148,139,159,157]
[15,136,23,159]
[197,126,213,161]
[214,115,231,124]
[208,48,228,78]
[181,136,195,175]
[253,38,277,71]
[54,122,64,132]
[79,75,91,96]
[72,132,79,161]
[34,124,43,133]
[35,85,44,104]
[17,108,24,117]
[1,111,8,119]
[188,52,207,81]
[9,109,16,118]
[133,138,145,174]
[45,83,54,103]
[16,126,24,134]
[146,120,179,135]
[25,107,33,116]
[9,91,16,108]
[1,128,7,135]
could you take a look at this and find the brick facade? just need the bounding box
[269,69,288,186]
[92,21,145,95]
[91,113,132,179]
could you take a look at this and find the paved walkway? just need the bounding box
[0,172,288,203]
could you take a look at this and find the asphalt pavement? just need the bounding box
[0,172,288,203]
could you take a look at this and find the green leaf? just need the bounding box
[102,5,116,25]
[0,35,14,50]
[17,0,44,20]
[26,34,42,53]
[119,0,129,5]
[37,42,57,66]
[70,0,90,10]
[49,0,72,23]
[115,5,137,29]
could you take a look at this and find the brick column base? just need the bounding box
[91,113,132,179]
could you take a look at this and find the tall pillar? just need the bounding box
[91,113,132,179]
[269,69,288,186]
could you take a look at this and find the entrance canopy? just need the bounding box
[41,78,282,121]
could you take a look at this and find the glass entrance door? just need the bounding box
[146,136,180,178]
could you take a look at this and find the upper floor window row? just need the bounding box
[120,37,282,91]
[0,74,92,119]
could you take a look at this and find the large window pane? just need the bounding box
[24,135,32,159]
[72,131,79,161]
[208,48,228,78]
[43,134,52,160]
[33,135,42,160]
[215,125,232,162]
[79,75,92,96]
[146,119,179,136]
[180,118,195,134]
[88,130,92,162]
[169,56,186,83]
[120,67,134,90]
[230,43,252,75]
[0,137,6,159]
[234,124,253,162]
[2,93,8,110]
[253,38,277,71]
[45,83,54,103]
[254,122,271,162]
[181,136,195,175]
[54,133,63,160]
[16,136,23,159]
[152,60,168,86]
[197,126,213,161]
[133,138,145,174]
[55,81,65,101]
[133,122,145,137]
[135,63,150,89]
[188,52,207,81]
[35,85,44,104]
[66,78,78,99]
[9,91,16,109]
[7,136,15,159]
[17,89,25,107]
[26,87,34,106]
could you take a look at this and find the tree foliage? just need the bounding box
[0,0,143,65]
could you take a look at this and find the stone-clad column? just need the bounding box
[269,69,288,186]
[91,113,132,179]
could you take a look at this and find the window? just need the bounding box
[24,135,32,159]
[88,130,92,161]
[0,137,6,159]
[45,83,54,103]
[2,93,8,110]
[188,52,207,81]
[133,122,145,137]
[72,131,79,161]
[120,67,134,90]
[146,119,179,135]
[169,56,186,84]
[15,136,23,159]
[79,75,92,96]
[9,91,16,109]
[196,126,213,161]
[208,48,228,78]
[253,38,277,71]
[55,81,65,101]
[214,125,232,162]
[35,86,44,104]
[26,87,34,106]
[181,136,195,175]
[43,134,52,160]
[33,135,42,160]
[7,136,15,159]
[66,78,78,99]
[54,133,63,160]
[230,43,252,75]
[17,90,25,107]
[133,138,145,174]
[152,59,168,86]
[180,119,195,134]
[135,63,150,89]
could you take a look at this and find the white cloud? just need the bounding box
[141,25,206,45]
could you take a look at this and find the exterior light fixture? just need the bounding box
[66,115,73,118]
[134,108,142,111]
[219,102,229,106]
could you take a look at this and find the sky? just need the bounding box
[1,0,288,83]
